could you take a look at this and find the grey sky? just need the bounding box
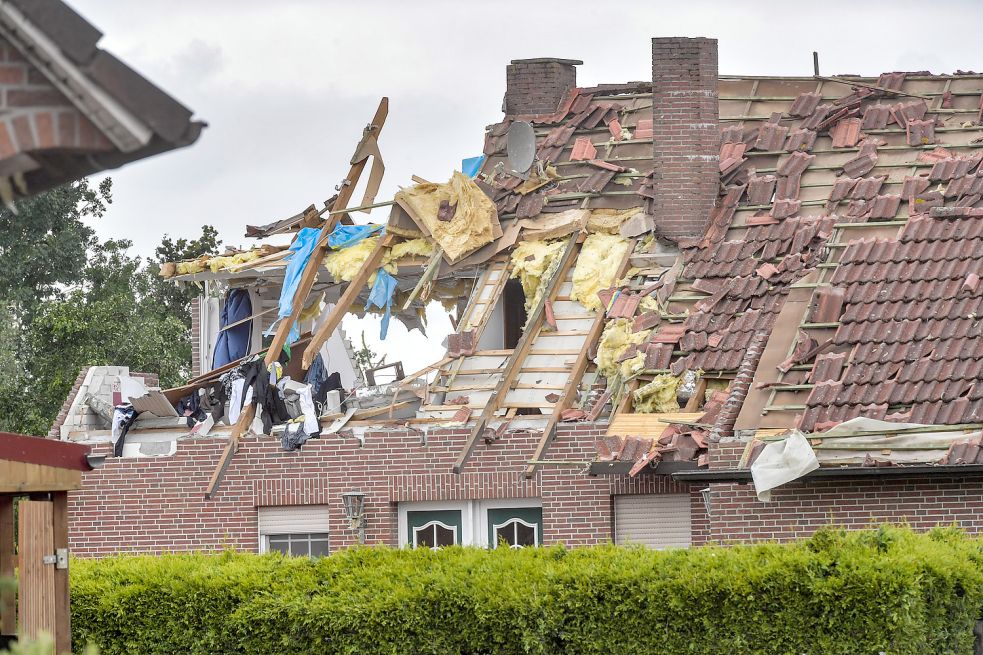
[69,0,983,371]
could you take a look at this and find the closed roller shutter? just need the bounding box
[614,494,691,549]
[258,505,330,536]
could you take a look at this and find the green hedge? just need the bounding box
[70,526,983,655]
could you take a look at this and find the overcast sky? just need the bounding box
[70,0,983,372]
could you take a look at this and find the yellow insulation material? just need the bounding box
[595,318,650,379]
[640,296,661,312]
[509,239,565,313]
[633,374,682,413]
[394,171,497,262]
[175,259,206,275]
[620,352,646,379]
[324,237,395,286]
[207,251,261,273]
[587,207,643,234]
[571,233,630,311]
[383,238,434,266]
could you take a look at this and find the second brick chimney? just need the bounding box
[504,58,581,116]
[651,37,719,241]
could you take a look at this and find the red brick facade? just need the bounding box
[0,37,113,158]
[651,37,719,241]
[68,423,708,556]
[708,478,983,542]
[504,58,579,116]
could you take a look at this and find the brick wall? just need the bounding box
[68,423,708,556]
[190,296,202,377]
[504,58,580,116]
[651,37,719,241]
[708,476,983,542]
[0,37,112,158]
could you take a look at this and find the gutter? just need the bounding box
[672,464,983,483]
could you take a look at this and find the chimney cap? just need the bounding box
[510,57,583,66]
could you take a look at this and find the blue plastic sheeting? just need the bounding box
[461,154,485,178]
[366,268,398,340]
[271,226,322,345]
[212,288,252,369]
[277,227,320,320]
[327,223,384,250]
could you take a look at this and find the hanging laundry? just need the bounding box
[212,288,253,369]
[278,378,321,436]
[111,405,138,457]
[281,419,313,452]
[366,267,398,339]
[327,223,384,250]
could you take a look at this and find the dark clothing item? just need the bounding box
[239,358,290,434]
[198,380,226,423]
[111,405,138,457]
[305,353,343,408]
[213,289,253,369]
[281,421,313,452]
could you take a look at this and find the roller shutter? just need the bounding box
[257,505,330,537]
[614,494,691,549]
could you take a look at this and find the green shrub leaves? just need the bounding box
[70,526,983,655]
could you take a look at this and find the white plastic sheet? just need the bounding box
[750,430,820,502]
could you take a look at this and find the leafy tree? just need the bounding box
[0,178,220,435]
[147,225,221,327]
[0,178,109,320]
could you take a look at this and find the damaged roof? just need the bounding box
[597,71,983,474]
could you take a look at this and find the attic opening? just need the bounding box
[502,279,527,349]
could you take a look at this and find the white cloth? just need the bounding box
[279,378,320,435]
[228,378,249,423]
[750,430,820,502]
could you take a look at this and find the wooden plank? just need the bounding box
[684,377,709,412]
[52,492,70,654]
[206,98,389,498]
[524,239,636,478]
[607,412,703,437]
[0,462,81,494]
[18,500,55,644]
[453,235,581,474]
[302,233,394,369]
[0,496,13,636]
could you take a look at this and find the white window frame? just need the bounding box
[264,532,330,557]
[411,520,459,549]
[397,498,542,548]
[257,505,331,555]
[491,517,539,549]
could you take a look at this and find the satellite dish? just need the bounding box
[506,120,536,178]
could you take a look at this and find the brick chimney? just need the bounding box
[651,37,719,241]
[504,58,581,116]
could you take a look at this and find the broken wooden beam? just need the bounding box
[205,97,389,499]
[524,239,636,479]
[453,234,581,474]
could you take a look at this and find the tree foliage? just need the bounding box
[0,178,221,435]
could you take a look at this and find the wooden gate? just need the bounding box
[18,500,57,644]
